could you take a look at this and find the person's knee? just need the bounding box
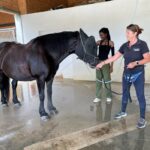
[137,94,145,102]
[122,100,128,105]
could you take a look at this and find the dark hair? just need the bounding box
[99,28,111,40]
[127,24,143,36]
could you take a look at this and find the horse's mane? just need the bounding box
[30,31,79,46]
[36,31,79,39]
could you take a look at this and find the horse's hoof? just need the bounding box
[2,103,8,107]
[14,102,21,107]
[49,109,59,116]
[54,109,59,114]
[40,115,49,121]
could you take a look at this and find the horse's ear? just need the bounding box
[85,36,96,47]
[79,28,89,41]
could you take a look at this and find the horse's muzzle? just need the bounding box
[89,58,99,68]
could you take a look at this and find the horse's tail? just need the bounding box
[3,74,10,102]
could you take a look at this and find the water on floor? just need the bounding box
[0,80,150,150]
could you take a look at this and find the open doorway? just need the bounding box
[0,11,25,103]
[0,12,16,42]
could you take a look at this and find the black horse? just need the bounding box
[0,29,98,120]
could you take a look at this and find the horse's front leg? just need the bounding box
[46,78,58,116]
[37,77,49,121]
[12,80,21,106]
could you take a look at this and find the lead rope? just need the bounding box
[99,68,132,103]
[98,68,122,95]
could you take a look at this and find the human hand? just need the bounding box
[127,62,136,69]
[96,62,105,69]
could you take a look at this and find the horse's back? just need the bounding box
[0,40,50,81]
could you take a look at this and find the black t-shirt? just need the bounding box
[119,39,149,74]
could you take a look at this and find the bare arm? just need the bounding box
[96,52,122,69]
[138,53,150,64]
[127,52,150,69]
[105,52,122,63]
[109,41,115,72]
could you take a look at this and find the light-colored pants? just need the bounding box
[96,64,112,99]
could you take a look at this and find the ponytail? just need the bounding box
[127,24,143,36]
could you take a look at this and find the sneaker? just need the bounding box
[93,98,101,103]
[136,118,147,129]
[106,98,112,103]
[114,112,127,119]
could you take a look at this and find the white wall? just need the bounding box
[20,0,150,82]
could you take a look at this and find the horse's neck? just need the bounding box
[58,47,78,64]
[58,40,79,64]
[45,32,79,65]
[58,51,71,64]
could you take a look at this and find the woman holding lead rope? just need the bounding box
[96,24,150,128]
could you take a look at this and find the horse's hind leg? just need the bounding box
[37,77,49,121]
[11,80,21,106]
[46,78,58,116]
[1,87,8,106]
[0,72,9,106]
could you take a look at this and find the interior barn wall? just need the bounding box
[0,12,15,28]
[20,0,150,82]
[0,12,14,24]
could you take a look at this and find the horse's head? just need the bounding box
[76,29,99,68]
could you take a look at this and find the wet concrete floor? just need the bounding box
[0,80,150,150]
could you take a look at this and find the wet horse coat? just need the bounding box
[0,29,98,120]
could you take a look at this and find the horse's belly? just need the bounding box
[10,74,35,81]
[5,72,35,81]
[3,63,35,81]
